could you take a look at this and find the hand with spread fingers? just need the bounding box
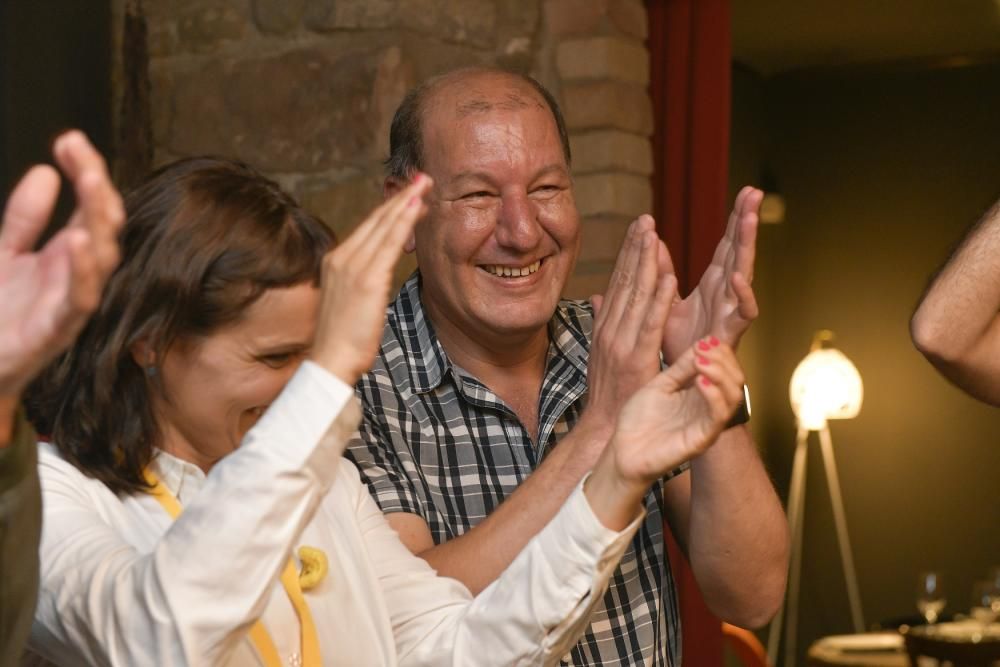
[583,337,746,529]
[311,174,433,385]
[0,130,125,401]
[660,186,763,363]
[583,214,678,436]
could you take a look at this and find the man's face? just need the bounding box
[413,87,581,343]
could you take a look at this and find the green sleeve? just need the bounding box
[0,409,42,663]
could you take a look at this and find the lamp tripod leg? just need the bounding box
[768,427,810,667]
[818,426,865,633]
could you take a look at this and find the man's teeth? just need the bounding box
[483,261,541,278]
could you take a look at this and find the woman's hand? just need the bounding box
[584,337,745,530]
[310,175,432,385]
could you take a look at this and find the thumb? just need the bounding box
[655,343,700,393]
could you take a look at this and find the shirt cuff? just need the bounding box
[557,475,646,572]
[242,361,361,481]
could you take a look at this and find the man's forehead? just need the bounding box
[424,73,548,124]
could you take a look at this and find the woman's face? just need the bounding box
[153,282,320,471]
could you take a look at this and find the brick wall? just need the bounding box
[116,0,653,296]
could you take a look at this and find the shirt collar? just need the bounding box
[547,300,591,380]
[150,448,207,506]
[389,271,591,394]
[390,271,452,394]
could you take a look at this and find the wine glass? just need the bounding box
[916,571,946,625]
[971,580,999,631]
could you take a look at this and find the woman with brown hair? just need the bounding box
[25,157,747,666]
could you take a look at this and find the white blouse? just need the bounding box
[28,362,641,666]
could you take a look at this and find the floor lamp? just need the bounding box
[767,331,865,667]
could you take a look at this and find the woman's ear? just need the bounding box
[129,339,156,370]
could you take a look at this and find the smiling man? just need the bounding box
[347,67,788,666]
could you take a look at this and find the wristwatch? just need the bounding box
[726,384,752,428]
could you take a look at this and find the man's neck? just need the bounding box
[422,299,550,395]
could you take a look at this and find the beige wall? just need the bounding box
[732,62,1000,665]
[116,0,653,296]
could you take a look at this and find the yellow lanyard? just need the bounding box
[144,469,322,667]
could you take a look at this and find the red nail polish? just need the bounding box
[697,340,710,351]
[700,376,712,387]
[709,336,720,347]
[413,173,424,184]
[697,355,709,366]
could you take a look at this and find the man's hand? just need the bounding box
[583,215,677,439]
[661,186,762,363]
[0,131,124,403]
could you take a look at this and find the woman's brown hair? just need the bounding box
[26,157,335,494]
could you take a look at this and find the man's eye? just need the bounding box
[461,191,493,200]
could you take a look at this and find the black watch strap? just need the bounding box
[726,384,752,428]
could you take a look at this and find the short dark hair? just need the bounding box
[26,157,335,494]
[385,67,572,180]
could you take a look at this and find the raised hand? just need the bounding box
[310,175,433,385]
[583,215,677,434]
[0,131,125,399]
[660,186,762,363]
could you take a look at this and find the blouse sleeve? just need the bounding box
[353,465,644,666]
[30,362,359,667]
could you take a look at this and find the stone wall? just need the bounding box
[122,0,653,295]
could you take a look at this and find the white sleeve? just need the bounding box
[356,471,644,666]
[31,362,359,667]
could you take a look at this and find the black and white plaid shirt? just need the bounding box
[347,272,683,666]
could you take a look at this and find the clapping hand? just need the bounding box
[583,215,677,437]
[660,187,762,363]
[0,131,124,399]
[310,175,433,385]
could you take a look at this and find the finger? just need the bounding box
[657,238,676,287]
[54,131,120,233]
[52,130,110,184]
[337,174,431,258]
[36,228,98,348]
[696,346,744,407]
[616,228,661,347]
[73,169,124,276]
[657,343,699,393]
[694,373,733,430]
[590,293,603,319]
[594,216,642,331]
[352,176,433,268]
[600,217,654,337]
[731,272,759,322]
[636,273,677,354]
[0,164,60,252]
[733,189,761,283]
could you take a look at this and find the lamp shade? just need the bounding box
[789,338,863,430]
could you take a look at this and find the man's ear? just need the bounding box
[383,176,405,200]
[385,176,418,254]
